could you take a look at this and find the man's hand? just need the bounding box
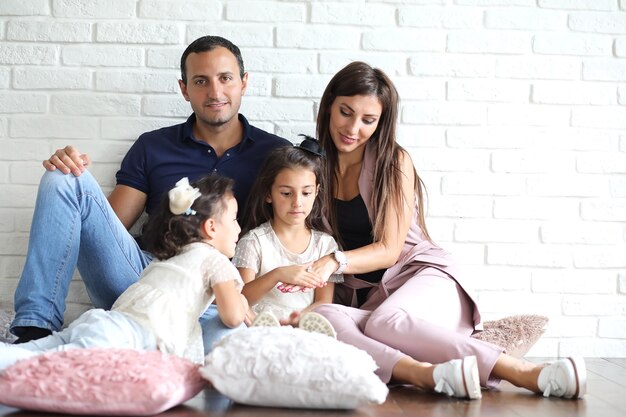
[43,146,91,176]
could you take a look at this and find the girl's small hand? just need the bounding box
[244,307,256,327]
[277,283,304,293]
[240,293,250,313]
[279,311,301,327]
[277,278,328,293]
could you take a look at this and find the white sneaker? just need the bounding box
[251,311,280,327]
[433,355,482,400]
[537,356,586,399]
[298,312,337,338]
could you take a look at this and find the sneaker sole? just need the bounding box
[567,356,587,399]
[462,355,482,400]
[299,312,336,338]
[252,311,280,327]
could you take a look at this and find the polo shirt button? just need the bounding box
[226,153,230,157]
[213,169,217,172]
[207,150,212,153]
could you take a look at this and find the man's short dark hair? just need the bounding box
[180,36,245,84]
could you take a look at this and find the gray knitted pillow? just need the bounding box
[0,309,16,343]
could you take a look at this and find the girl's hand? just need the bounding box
[279,311,301,327]
[244,307,256,327]
[273,264,324,289]
[277,282,326,293]
[278,283,306,293]
[240,293,250,312]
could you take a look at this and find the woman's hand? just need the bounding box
[275,255,337,293]
[309,254,339,281]
[273,264,324,289]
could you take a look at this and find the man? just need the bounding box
[11,36,291,349]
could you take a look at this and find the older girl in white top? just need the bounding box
[0,175,248,369]
[232,138,342,326]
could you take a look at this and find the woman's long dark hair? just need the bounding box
[142,175,235,260]
[316,61,431,243]
[242,143,328,237]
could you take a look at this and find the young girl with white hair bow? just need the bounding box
[0,175,248,369]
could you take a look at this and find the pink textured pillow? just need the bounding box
[472,314,548,358]
[0,348,205,416]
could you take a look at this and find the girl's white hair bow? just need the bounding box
[168,177,201,215]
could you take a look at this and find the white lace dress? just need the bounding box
[231,222,342,320]
[112,242,243,364]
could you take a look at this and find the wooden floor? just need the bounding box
[0,358,624,417]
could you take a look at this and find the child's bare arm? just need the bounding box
[212,280,249,328]
[239,266,277,306]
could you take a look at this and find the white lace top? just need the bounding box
[231,222,342,320]
[112,242,243,364]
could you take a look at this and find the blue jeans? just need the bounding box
[1,309,155,370]
[199,304,245,352]
[11,170,243,354]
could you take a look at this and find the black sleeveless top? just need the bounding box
[335,195,386,306]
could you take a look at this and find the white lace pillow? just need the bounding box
[200,327,388,409]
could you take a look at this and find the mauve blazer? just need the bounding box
[333,142,483,331]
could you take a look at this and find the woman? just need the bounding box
[309,61,585,399]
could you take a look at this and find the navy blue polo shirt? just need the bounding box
[116,113,291,220]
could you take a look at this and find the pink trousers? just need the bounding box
[315,267,503,387]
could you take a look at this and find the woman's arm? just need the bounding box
[313,150,416,276]
[212,280,249,328]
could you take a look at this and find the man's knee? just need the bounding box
[39,169,96,193]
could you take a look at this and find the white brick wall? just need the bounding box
[0,0,624,358]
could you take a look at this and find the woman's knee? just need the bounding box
[364,306,411,338]
[313,304,367,332]
[313,304,343,322]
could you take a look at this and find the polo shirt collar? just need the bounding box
[183,113,255,149]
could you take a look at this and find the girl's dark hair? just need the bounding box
[316,61,431,244]
[242,141,328,236]
[142,175,235,260]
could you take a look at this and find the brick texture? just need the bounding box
[0,0,624,358]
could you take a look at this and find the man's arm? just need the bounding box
[108,185,148,230]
